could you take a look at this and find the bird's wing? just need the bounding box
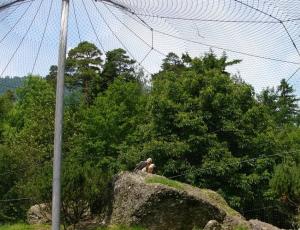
[134,161,147,171]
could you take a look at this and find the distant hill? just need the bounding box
[0,77,24,94]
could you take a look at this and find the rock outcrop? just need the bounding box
[249,219,282,230]
[103,171,257,230]
[27,203,51,225]
[28,172,283,230]
[204,220,222,230]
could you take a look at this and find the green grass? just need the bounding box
[233,226,249,230]
[145,176,239,217]
[0,224,144,230]
[0,224,50,230]
[145,176,184,190]
[96,226,146,230]
[200,189,239,216]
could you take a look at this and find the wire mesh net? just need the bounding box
[0,0,300,92]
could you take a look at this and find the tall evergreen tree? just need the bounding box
[45,65,58,88]
[276,79,299,125]
[66,41,103,104]
[100,48,136,91]
[161,52,185,72]
[257,87,277,114]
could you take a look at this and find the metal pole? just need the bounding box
[52,0,70,229]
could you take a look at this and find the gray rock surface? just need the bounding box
[249,219,282,230]
[27,172,284,230]
[222,215,251,230]
[204,220,222,230]
[27,203,51,224]
[105,171,245,230]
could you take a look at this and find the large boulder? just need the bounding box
[249,219,282,230]
[104,172,249,230]
[27,203,51,224]
[27,172,283,230]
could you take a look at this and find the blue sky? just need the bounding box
[0,0,300,93]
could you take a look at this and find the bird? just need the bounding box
[147,164,156,174]
[134,158,152,172]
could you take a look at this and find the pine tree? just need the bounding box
[276,79,299,125]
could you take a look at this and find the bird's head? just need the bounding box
[146,158,152,164]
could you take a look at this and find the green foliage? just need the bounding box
[0,77,24,95]
[75,79,147,168]
[268,127,300,228]
[270,150,300,227]
[277,79,299,125]
[1,43,300,228]
[160,52,185,72]
[0,76,55,222]
[257,87,277,113]
[271,151,300,199]
[138,51,279,216]
[66,41,103,103]
[45,65,57,87]
[0,145,30,222]
[0,91,14,142]
[101,48,136,90]
[191,50,241,75]
[258,79,299,126]
[64,42,138,105]
[56,79,147,225]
